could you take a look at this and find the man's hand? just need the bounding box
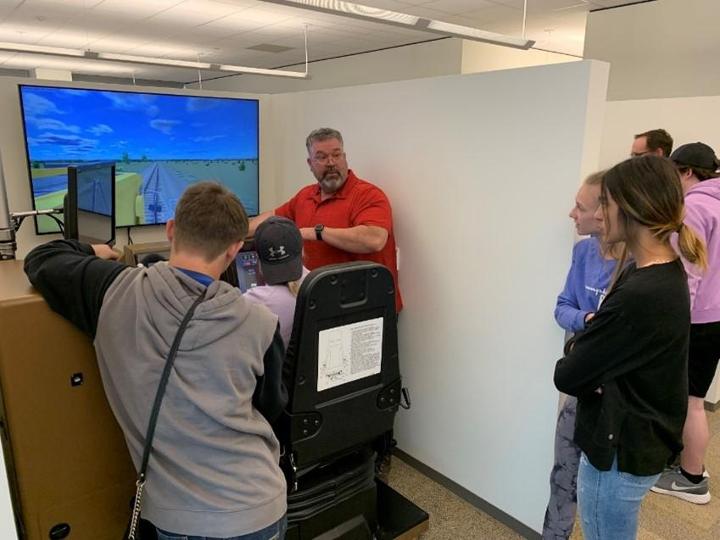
[584,312,595,325]
[92,244,120,260]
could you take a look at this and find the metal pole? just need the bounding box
[0,149,17,260]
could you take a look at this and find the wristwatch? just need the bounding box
[314,223,325,241]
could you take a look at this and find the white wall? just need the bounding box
[600,95,720,168]
[197,38,463,94]
[0,450,16,539]
[600,95,720,404]
[461,40,578,74]
[585,0,720,100]
[0,77,274,258]
[269,60,609,532]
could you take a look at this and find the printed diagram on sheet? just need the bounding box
[317,317,383,391]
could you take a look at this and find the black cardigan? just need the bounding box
[554,259,690,476]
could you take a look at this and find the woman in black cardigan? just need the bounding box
[554,155,707,540]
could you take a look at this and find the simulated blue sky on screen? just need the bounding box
[20,86,259,162]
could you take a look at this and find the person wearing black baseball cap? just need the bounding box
[652,143,720,504]
[244,216,308,348]
[670,142,720,192]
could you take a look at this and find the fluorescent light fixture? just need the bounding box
[425,21,534,50]
[95,52,213,70]
[260,0,420,25]
[216,64,308,78]
[3,55,135,75]
[0,42,86,57]
[0,42,308,78]
[259,0,534,50]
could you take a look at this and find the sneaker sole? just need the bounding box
[650,486,711,504]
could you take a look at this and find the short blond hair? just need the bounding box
[584,170,605,186]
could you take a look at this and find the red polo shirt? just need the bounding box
[275,170,403,312]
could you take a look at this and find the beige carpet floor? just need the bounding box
[387,408,720,539]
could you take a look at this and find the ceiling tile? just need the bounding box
[0,23,55,44]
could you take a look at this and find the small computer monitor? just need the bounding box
[64,162,116,245]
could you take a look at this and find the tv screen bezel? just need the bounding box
[18,83,261,235]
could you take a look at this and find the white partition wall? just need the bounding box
[600,96,720,169]
[269,60,609,533]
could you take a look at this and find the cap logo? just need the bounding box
[267,245,288,260]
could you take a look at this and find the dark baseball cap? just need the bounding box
[254,216,303,285]
[670,142,720,171]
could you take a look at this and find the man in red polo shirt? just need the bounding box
[250,128,402,312]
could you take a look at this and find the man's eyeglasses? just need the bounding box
[312,151,345,165]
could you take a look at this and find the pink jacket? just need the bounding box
[684,178,720,324]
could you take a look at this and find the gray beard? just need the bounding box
[319,174,345,194]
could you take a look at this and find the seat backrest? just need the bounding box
[279,262,401,471]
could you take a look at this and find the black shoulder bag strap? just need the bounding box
[127,290,207,540]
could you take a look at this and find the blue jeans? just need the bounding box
[577,453,659,540]
[156,515,287,540]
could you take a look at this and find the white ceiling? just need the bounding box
[0,0,647,84]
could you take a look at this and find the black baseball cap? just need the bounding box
[254,216,303,285]
[670,142,720,171]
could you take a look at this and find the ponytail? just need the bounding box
[677,223,708,270]
[287,280,301,297]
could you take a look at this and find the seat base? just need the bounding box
[376,480,429,540]
[286,479,428,540]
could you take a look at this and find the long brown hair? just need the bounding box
[602,156,708,284]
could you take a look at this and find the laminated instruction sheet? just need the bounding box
[317,317,384,391]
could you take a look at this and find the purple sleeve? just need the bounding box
[554,243,589,333]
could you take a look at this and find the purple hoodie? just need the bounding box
[683,178,720,324]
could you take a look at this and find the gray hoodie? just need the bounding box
[96,263,287,536]
[23,241,287,537]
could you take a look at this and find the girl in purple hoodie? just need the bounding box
[652,142,720,504]
[543,171,620,540]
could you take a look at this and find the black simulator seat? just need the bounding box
[278,261,407,539]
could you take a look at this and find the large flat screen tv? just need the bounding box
[19,84,259,234]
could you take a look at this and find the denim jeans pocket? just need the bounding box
[616,470,659,502]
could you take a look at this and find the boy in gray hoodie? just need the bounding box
[24,182,288,539]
